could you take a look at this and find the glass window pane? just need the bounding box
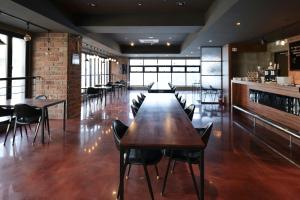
[12,37,26,99]
[172,73,185,86]
[172,59,185,66]
[187,67,199,72]
[158,73,171,84]
[201,76,221,88]
[173,67,185,72]
[0,34,7,101]
[157,59,171,66]
[130,59,143,66]
[159,67,171,72]
[144,67,156,72]
[144,59,157,66]
[130,67,143,72]
[201,47,221,61]
[186,73,200,86]
[144,73,157,85]
[202,62,221,75]
[186,59,200,66]
[130,73,143,86]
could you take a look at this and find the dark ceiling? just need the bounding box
[3,0,300,57]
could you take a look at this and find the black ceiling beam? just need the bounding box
[74,13,205,26]
[120,45,181,54]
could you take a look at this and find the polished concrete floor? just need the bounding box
[0,90,299,200]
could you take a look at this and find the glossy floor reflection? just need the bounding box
[0,90,299,200]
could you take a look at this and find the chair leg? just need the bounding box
[154,164,160,180]
[4,118,12,146]
[171,160,176,174]
[12,121,17,145]
[19,126,23,138]
[24,125,28,137]
[188,162,200,200]
[161,156,172,196]
[126,164,131,180]
[143,165,154,200]
[33,120,41,144]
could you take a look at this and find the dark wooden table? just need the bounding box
[148,82,173,93]
[120,93,205,200]
[94,85,112,106]
[0,98,66,144]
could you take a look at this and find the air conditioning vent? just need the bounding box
[138,39,159,45]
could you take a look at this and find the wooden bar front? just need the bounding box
[231,80,300,131]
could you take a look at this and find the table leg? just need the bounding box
[63,101,66,132]
[120,147,125,200]
[41,108,45,144]
[200,151,204,200]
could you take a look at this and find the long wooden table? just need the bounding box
[148,82,173,93]
[119,93,205,200]
[0,98,66,144]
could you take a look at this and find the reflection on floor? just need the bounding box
[0,90,299,200]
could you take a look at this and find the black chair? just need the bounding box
[184,104,196,121]
[131,105,139,117]
[180,99,186,109]
[177,95,182,102]
[86,87,101,104]
[140,93,146,100]
[161,123,214,198]
[137,95,144,104]
[112,120,162,200]
[1,107,14,145]
[5,104,43,145]
[175,92,179,98]
[132,99,141,109]
[35,95,51,138]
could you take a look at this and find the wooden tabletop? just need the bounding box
[149,82,173,93]
[0,98,65,108]
[121,93,204,149]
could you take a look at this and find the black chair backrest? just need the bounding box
[14,104,41,119]
[112,120,128,150]
[175,92,179,98]
[184,104,195,121]
[35,95,47,100]
[177,95,182,102]
[180,99,186,108]
[87,87,98,94]
[131,105,139,117]
[137,95,143,104]
[201,122,213,147]
[140,93,146,99]
[0,107,14,117]
[132,99,141,108]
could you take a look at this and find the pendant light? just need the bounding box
[24,22,32,42]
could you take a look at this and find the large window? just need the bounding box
[81,53,110,92]
[129,58,201,87]
[0,32,28,100]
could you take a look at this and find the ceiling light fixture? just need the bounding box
[166,42,171,46]
[236,21,241,26]
[88,2,96,7]
[208,40,213,43]
[130,42,135,46]
[137,1,143,6]
[148,36,154,39]
[176,1,186,6]
[23,22,31,42]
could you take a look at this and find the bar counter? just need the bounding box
[231,80,300,131]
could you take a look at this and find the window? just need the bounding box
[0,34,7,101]
[80,53,111,91]
[0,32,28,100]
[129,58,201,87]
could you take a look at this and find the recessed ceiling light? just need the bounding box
[138,1,143,6]
[130,42,135,46]
[236,21,241,26]
[148,36,154,39]
[197,46,201,50]
[190,51,193,54]
[185,55,189,57]
[169,37,173,40]
[88,2,96,7]
[176,1,186,6]
[166,42,171,46]
[208,40,213,43]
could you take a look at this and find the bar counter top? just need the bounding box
[231,80,300,98]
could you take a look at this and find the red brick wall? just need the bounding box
[32,33,81,119]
